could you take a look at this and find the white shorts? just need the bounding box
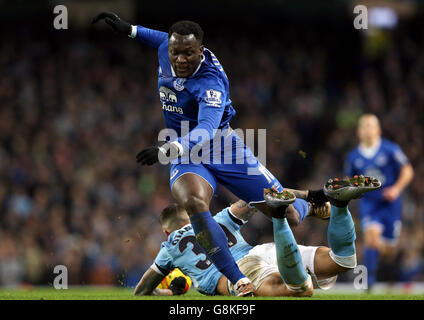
[228,243,337,293]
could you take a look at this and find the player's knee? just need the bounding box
[364,228,381,249]
[182,195,209,216]
[364,235,380,249]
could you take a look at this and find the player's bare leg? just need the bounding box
[312,247,351,279]
[364,226,383,251]
[258,273,313,297]
[363,226,395,257]
[172,173,255,296]
[172,173,213,215]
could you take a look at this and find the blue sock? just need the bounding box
[190,211,245,285]
[272,217,309,286]
[327,205,356,257]
[293,199,310,224]
[363,247,379,287]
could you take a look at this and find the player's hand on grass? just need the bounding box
[169,277,187,295]
[91,12,132,35]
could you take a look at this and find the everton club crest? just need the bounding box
[173,78,186,91]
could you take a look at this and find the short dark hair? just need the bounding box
[159,203,187,227]
[168,20,204,43]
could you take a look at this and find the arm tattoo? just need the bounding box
[237,201,248,209]
[241,206,259,221]
[231,200,257,221]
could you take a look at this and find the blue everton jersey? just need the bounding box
[135,26,236,151]
[152,208,253,295]
[345,138,409,206]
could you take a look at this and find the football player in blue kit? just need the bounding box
[92,13,327,296]
[345,114,414,289]
[133,177,381,297]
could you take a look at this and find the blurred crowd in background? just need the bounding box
[0,14,423,289]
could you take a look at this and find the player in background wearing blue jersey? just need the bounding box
[92,13,328,296]
[133,177,380,296]
[345,114,414,289]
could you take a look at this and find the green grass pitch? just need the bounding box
[0,287,423,300]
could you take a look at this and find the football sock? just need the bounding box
[190,211,245,285]
[293,198,310,224]
[363,247,379,287]
[327,205,356,257]
[272,217,309,286]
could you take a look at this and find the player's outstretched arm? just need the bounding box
[91,12,132,36]
[134,268,172,296]
[229,200,259,222]
[92,12,168,49]
[383,163,414,202]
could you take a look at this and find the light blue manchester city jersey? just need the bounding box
[152,208,252,295]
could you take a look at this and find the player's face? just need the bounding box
[358,116,381,143]
[168,33,204,78]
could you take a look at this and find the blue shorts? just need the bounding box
[359,200,402,243]
[169,129,310,215]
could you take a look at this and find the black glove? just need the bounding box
[169,277,187,295]
[306,189,328,205]
[91,12,132,35]
[136,146,163,166]
[136,143,180,166]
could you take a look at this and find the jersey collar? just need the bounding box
[171,54,205,78]
[168,223,192,240]
[358,137,382,159]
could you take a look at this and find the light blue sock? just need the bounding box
[272,217,309,286]
[328,205,356,257]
